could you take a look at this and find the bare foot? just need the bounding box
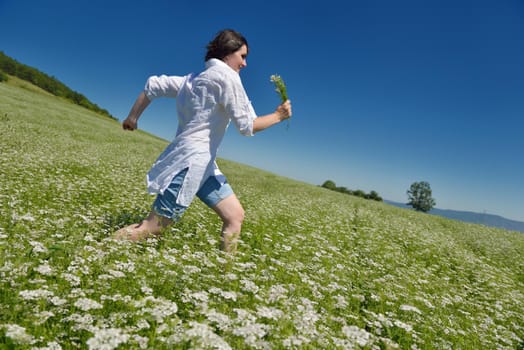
[113,223,158,241]
[220,232,240,253]
[113,212,172,242]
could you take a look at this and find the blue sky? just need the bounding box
[1,0,523,222]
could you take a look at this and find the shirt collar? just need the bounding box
[205,58,237,74]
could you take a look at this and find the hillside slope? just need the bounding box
[0,51,114,119]
[385,200,524,233]
[1,81,523,349]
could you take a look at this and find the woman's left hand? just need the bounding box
[276,100,292,121]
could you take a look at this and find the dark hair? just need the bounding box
[205,29,248,61]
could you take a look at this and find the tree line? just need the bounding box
[321,179,437,213]
[320,180,383,202]
[0,51,115,120]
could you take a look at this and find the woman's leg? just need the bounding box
[211,194,245,253]
[114,211,173,241]
[115,168,187,241]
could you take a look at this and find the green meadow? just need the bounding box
[1,77,523,349]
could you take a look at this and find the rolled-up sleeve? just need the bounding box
[144,75,186,100]
[220,75,257,136]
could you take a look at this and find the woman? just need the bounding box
[115,29,292,252]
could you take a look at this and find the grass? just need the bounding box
[1,79,523,349]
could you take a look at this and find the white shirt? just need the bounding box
[144,59,257,206]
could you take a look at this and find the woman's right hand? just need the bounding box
[122,117,138,131]
[122,92,151,131]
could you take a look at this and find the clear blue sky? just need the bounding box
[1,0,523,222]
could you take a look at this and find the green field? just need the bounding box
[1,78,523,349]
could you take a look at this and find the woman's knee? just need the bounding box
[224,205,245,227]
[213,195,244,228]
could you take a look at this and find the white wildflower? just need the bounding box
[236,262,257,270]
[135,319,150,331]
[225,272,237,281]
[29,278,47,284]
[334,295,349,309]
[35,311,55,324]
[208,287,222,295]
[415,296,435,309]
[62,313,95,332]
[205,309,232,331]
[327,281,347,292]
[82,232,96,242]
[232,323,269,347]
[3,324,35,344]
[114,260,135,272]
[332,336,355,349]
[19,288,54,300]
[267,284,288,303]
[61,272,81,286]
[35,261,54,276]
[100,294,132,303]
[342,325,372,347]
[74,298,103,311]
[394,320,413,332]
[291,298,321,338]
[283,335,310,347]
[190,291,210,303]
[86,328,130,350]
[32,341,62,350]
[141,286,153,295]
[29,240,47,253]
[49,296,67,306]
[156,323,170,335]
[184,322,232,350]
[400,304,422,315]
[183,265,201,274]
[208,287,237,301]
[452,294,465,303]
[132,334,149,349]
[97,274,113,280]
[256,306,284,320]
[374,313,393,328]
[107,269,125,278]
[234,308,257,324]
[19,213,36,222]
[220,290,237,301]
[240,279,260,294]
[138,297,178,322]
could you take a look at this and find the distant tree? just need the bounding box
[336,186,352,195]
[320,180,383,202]
[352,189,366,199]
[321,180,337,191]
[407,181,436,212]
[367,190,383,202]
[0,70,7,82]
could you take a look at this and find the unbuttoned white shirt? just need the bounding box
[144,59,257,207]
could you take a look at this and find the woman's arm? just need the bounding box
[253,100,292,134]
[122,91,151,131]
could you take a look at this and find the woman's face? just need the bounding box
[223,44,248,73]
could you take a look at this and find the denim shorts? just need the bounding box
[152,168,234,220]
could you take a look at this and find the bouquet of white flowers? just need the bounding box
[270,74,288,102]
[270,74,290,129]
